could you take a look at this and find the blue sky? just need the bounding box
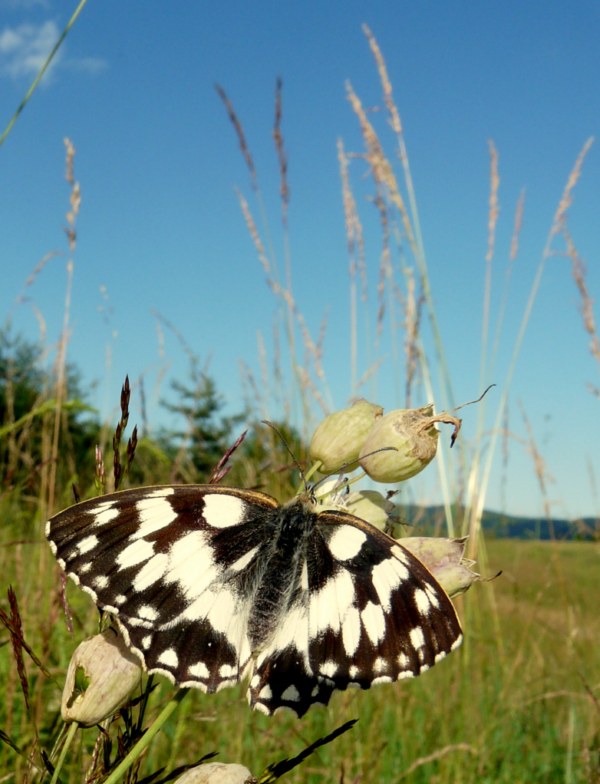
[1,1,599,520]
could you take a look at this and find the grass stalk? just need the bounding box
[0,0,91,148]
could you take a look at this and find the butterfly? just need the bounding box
[46,484,462,717]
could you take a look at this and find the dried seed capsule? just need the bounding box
[358,405,439,483]
[61,628,142,726]
[174,763,254,783]
[343,490,400,531]
[400,536,479,598]
[309,399,383,474]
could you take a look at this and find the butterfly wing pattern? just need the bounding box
[46,484,462,717]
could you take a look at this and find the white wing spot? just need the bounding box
[397,652,410,669]
[371,556,407,610]
[92,505,120,527]
[309,570,355,640]
[320,660,338,678]
[409,626,425,650]
[133,553,169,592]
[158,649,179,668]
[259,684,273,700]
[76,534,98,555]
[328,525,367,561]
[203,494,246,528]
[300,559,309,590]
[117,538,154,569]
[189,661,209,679]
[341,606,362,657]
[373,657,388,674]
[349,665,359,679]
[141,635,152,650]
[372,675,393,685]
[414,588,432,615]
[361,601,386,645]
[391,544,410,565]
[138,605,158,621]
[147,487,175,498]
[133,497,177,539]
[166,531,217,598]
[114,594,127,606]
[92,574,108,589]
[180,588,238,636]
[230,545,259,573]
[219,664,237,678]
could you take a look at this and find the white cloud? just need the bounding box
[0,20,60,81]
[0,19,107,84]
[0,1,50,9]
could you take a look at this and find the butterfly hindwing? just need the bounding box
[248,508,462,715]
[47,485,462,717]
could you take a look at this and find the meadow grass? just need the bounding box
[1,22,599,784]
[1,534,598,782]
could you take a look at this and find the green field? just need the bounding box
[2,530,598,783]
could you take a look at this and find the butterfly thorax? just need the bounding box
[246,498,316,650]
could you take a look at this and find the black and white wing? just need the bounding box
[248,507,462,716]
[46,485,280,694]
[47,485,462,718]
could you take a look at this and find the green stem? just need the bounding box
[50,720,79,784]
[103,689,189,784]
[0,0,90,148]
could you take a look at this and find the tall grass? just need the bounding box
[1,24,599,784]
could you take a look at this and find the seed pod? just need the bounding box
[343,490,400,532]
[61,628,142,726]
[358,405,441,483]
[309,399,383,474]
[400,536,479,598]
[174,763,254,784]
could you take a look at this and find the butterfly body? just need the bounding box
[47,484,462,716]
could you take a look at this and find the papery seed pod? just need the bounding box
[400,536,479,598]
[61,628,142,726]
[309,399,383,474]
[343,490,400,532]
[358,405,439,483]
[174,762,253,784]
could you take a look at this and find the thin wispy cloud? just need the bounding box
[0,19,107,84]
[0,0,50,9]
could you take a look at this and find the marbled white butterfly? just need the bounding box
[46,484,462,717]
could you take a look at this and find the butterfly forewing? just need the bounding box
[47,485,462,717]
[47,485,279,693]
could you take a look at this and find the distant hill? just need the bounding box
[398,505,598,541]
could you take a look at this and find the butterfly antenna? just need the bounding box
[261,420,309,492]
